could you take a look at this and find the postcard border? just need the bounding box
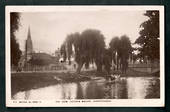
[5,6,165,107]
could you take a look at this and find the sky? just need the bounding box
[15,10,148,54]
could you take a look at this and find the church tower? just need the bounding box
[25,27,33,61]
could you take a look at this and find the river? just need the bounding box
[12,77,160,100]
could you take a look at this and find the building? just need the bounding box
[18,27,33,71]
[18,27,66,71]
[25,27,33,61]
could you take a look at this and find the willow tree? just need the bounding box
[109,35,132,73]
[62,29,105,73]
[119,35,132,73]
[109,37,120,70]
[102,49,112,75]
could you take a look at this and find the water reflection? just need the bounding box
[13,77,160,100]
[13,83,77,100]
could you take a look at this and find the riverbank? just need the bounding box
[122,68,160,77]
[11,71,91,96]
[12,67,159,77]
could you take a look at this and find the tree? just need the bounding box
[109,37,120,70]
[102,49,112,75]
[135,11,159,61]
[109,35,132,74]
[80,29,105,73]
[119,35,132,73]
[10,12,22,66]
[28,53,54,71]
[61,29,105,73]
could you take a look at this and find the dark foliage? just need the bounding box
[109,35,132,73]
[29,53,54,66]
[135,10,159,61]
[10,12,22,66]
[61,29,106,73]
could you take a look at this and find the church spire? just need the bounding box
[25,26,33,61]
[28,26,31,39]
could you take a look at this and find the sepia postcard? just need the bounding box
[6,6,164,107]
